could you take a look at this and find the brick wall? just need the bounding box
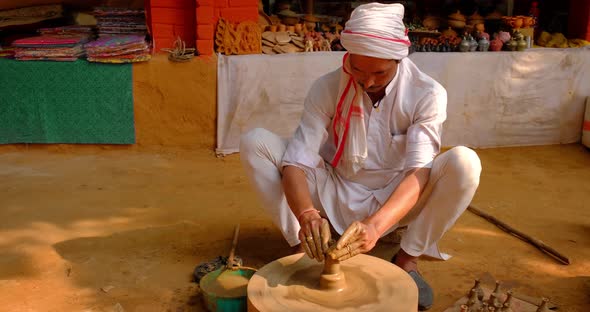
[147,0,258,54]
[147,0,196,50]
[196,0,258,55]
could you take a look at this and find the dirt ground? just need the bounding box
[0,144,589,312]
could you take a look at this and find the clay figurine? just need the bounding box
[535,298,551,312]
[501,290,514,312]
[467,288,482,310]
[304,39,313,52]
[469,279,485,301]
[487,281,502,308]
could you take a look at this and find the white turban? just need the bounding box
[340,3,410,60]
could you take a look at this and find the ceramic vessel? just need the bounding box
[459,36,471,52]
[507,17,523,29]
[498,31,511,43]
[490,35,503,51]
[517,36,527,51]
[475,23,485,32]
[478,36,490,51]
[448,10,466,21]
[468,35,478,51]
[442,27,458,37]
[423,16,441,30]
[522,16,536,27]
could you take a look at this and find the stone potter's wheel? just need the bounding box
[247,253,418,312]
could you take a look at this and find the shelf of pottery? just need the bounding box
[409,10,590,53]
[214,8,345,55]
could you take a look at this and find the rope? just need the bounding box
[161,37,196,62]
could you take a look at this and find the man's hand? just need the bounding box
[327,221,379,261]
[298,210,331,261]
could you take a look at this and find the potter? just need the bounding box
[241,2,481,311]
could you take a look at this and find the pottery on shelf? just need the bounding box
[490,35,503,51]
[478,36,490,51]
[468,35,478,51]
[423,15,441,30]
[459,36,471,52]
[522,16,536,27]
[498,31,511,43]
[448,10,466,22]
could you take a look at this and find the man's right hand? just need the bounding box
[297,210,331,261]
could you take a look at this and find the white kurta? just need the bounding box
[281,57,447,235]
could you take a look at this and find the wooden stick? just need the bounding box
[226,224,240,270]
[467,205,570,265]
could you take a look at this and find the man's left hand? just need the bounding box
[327,221,379,261]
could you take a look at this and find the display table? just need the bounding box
[0,59,135,144]
[216,48,590,155]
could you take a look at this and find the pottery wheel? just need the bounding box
[247,253,418,312]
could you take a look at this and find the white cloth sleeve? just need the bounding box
[405,89,447,169]
[281,76,335,170]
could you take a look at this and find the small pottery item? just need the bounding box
[442,27,458,37]
[423,16,441,30]
[507,38,517,51]
[277,9,299,26]
[479,32,490,40]
[488,281,502,307]
[459,36,471,52]
[478,35,490,51]
[501,290,514,312]
[448,10,466,22]
[536,298,550,312]
[498,31,511,43]
[508,16,523,29]
[469,35,478,51]
[467,289,482,310]
[517,36,527,51]
[278,24,286,32]
[522,16,536,27]
[269,24,278,32]
[490,36,503,51]
[475,23,485,32]
[448,19,466,29]
[294,23,302,32]
[460,304,470,312]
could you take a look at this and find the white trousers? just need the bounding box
[240,128,482,258]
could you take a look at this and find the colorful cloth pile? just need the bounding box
[93,7,148,37]
[12,35,88,61]
[84,35,150,63]
[39,25,94,37]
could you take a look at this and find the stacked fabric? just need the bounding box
[84,35,150,63]
[93,7,147,37]
[39,25,94,38]
[12,35,88,61]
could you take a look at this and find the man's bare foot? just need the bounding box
[392,248,418,273]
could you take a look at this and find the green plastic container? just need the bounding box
[200,267,257,312]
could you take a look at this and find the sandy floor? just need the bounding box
[0,144,589,312]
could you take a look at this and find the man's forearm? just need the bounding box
[364,168,431,236]
[282,165,315,220]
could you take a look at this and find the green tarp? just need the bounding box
[0,59,135,144]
